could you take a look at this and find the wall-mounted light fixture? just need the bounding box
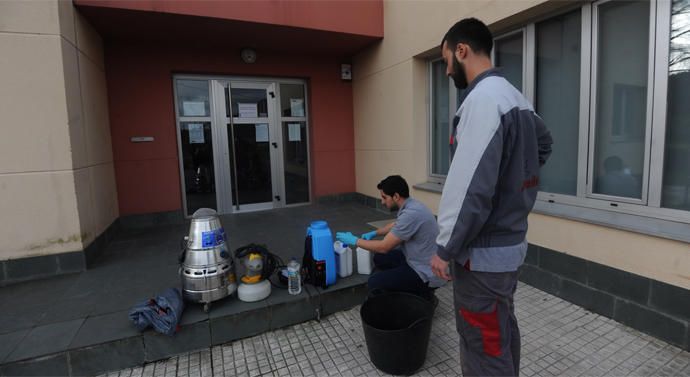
[241,48,257,64]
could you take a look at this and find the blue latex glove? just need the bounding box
[361,231,377,240]
[336,232,359,246]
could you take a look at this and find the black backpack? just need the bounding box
[302,235,327,288]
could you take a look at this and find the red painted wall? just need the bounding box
[75,0,383,38]
[107,43,356,215]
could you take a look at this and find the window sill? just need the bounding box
[413,181,444,194]
[412,181,690,244]
[533,200,690,244]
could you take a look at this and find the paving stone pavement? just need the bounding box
[99,283,690,377]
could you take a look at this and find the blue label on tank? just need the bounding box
[202,231,216,247]
[216,228,225,244]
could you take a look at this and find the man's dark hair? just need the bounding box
[441,18,493,57]
[377,175,409,198]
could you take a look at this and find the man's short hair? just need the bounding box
[377,175,409,198]
[441,18,493,57]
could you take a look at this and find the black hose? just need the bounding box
[234,243,289,289]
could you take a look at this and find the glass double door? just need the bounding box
[215,81,281,212]
[175,77,310,216]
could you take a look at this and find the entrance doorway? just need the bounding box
[174,76,311,216]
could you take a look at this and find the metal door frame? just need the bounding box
[214,80,282,213]
[174,74,311,217]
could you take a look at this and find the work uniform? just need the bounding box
[368,198,446,297]
[436,68,553,376]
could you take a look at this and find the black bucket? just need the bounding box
[360,292,433,375]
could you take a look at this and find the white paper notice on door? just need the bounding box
[183,101,206,116]
[290,98,305,117]
[188,123,205,144]
[238,103,258,118]
[255,124,269,142]
[288,123,301,142]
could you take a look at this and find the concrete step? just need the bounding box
[0,275,369,376]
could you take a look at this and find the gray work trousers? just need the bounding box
[452,262,521,376]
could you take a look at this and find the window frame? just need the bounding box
[425,0,690,241]
[427,58,456,183]
[492,27,533,100]
[535,0,690,227]
[586,0,655,205]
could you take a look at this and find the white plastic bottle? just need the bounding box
[287,258,302,295]
[343,243,353,276]
[357,247,373,275]
[334,241,353,278]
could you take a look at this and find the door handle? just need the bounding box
[272,142,278,148]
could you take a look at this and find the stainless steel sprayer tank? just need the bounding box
[179,208,237,312]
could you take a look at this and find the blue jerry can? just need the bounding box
[307,220,336,286]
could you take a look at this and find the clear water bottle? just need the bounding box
[287,258,301,295]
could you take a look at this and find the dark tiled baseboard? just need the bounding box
[0,219,120,287]
[316,192,360,204]
[0,210,188,287]
[317,192,391,213]
[118,210,186,230]
[520,244,690,351]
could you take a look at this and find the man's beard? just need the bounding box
[451,56,468,89]
[389,203,399,212]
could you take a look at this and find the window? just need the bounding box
[536,10,581,196]
[428,0,690,240]
[590,1,650,201]
[495,31,525,92]
[662,0,690,211]
[175,79,217,215]
[430,59,451,177]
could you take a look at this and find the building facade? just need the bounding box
[0,0,381,278]
[0,0,687,350]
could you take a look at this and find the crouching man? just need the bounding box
[336,175,445,300]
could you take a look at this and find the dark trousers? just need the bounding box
[452,262,520,376]
[367,249,431,298]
